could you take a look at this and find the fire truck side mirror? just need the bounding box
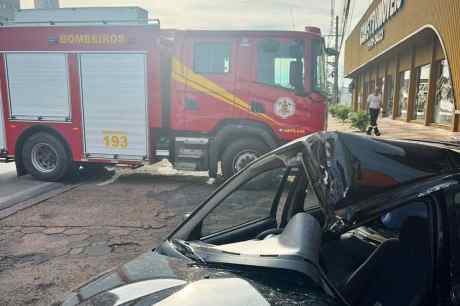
[289,61,305,96]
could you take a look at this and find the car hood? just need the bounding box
[61,251,339,306]
[301,132,458,222]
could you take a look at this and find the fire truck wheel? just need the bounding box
[22,132,72,182]
[221,138,269,180]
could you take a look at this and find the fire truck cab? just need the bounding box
[0,8,328,181]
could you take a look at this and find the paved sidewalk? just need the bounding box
[0,163,63,211]
[328,116,460,142]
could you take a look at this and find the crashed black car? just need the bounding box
[62,132,460,306]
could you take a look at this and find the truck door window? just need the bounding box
[193,42,231,74]
[256,39,304,90]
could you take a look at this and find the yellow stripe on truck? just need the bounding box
[172,57,281,126]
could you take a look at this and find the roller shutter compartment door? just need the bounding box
[80,53,148,159]
[5,53,71,121]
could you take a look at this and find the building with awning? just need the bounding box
[345,0,460,131]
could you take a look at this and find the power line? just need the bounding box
[339,0,352,54]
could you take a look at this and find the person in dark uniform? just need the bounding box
[366,87,382,136]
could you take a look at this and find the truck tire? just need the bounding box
[221,138,269,180]
[22,132,72,182]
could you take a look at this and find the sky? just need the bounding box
[21,0,370,36]
[21,0,372,84]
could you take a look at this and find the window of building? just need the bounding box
[385,75,395,117]
[193,42,231,74]
[433,59,455,125]
[377,76,384,93]
[370,79,376,94]
[257,39,304,90]
[413,64,431,121]
[398,70,411,119]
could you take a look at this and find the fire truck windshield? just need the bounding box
[312,40,327,94]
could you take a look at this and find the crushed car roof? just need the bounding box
[300,132,460,220]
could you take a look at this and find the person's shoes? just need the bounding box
[374,128,381,136]
[366,127,373,135]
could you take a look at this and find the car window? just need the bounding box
[193,42,231,74]
[201,167,288,237]
[380,201,428,231]
[362,200,429,240]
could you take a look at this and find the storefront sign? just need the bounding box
[366,28,384,49]
[360,0,404,47]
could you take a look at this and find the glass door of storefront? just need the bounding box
[413,64,431,121]
[432,59,455,126]
[385,75,395,117]
[397,70,411,119]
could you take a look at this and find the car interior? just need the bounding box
[184,165,435,306]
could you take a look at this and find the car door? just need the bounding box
[444,182,460,305]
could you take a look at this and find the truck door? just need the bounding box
[79,53,148,160]
[0,93,5,153]
[249,38,311,137]
[182,36,237,132]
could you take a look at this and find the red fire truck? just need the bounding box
[0,18,328,181]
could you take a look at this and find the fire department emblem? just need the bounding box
[274,97,296,119]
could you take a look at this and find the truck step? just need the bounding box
[0,157,14,163]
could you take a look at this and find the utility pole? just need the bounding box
[327,0,340,105]
[334,15,339,105]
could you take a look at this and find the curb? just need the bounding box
[0,183,81,220]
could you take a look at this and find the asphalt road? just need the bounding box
[0,163,63,212]
[0,170,215,306]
